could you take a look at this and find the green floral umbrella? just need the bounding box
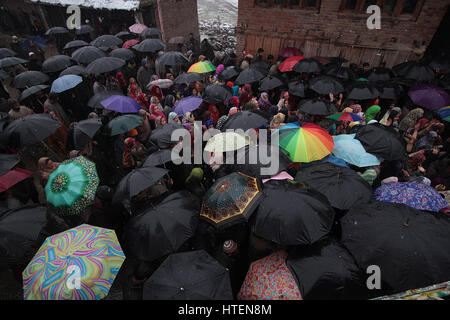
[45,156,99,215]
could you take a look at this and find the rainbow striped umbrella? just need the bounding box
[23,224,125,300]
[327,112,364,122]
[187,61,216,74]
[273,122,334,163]
[437,106,450,122]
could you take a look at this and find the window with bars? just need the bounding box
[339,0,424,18]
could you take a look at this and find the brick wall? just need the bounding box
[236,0,449,67]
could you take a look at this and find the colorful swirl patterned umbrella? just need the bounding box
[374,182,448,212]
[436,106,450,122]
[187,61,216,74]
[273,122,334,163]
[23,224,125,300]
[327,112,363,122]
[238,251,302,300]
[45,156,99,215]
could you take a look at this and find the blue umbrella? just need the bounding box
[22,36,46,50]
[100,95,141,113]
[332,134,381,167]
[172,96,203,116]
[50,75,83,93]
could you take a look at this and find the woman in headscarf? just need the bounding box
[239,84,252,106]
[154,116,167,128]
[258,92,272,112]
[205,119,215,129]
[350,104,364,118]
[33,157,61,203]
[163,94,175,118]
[380,106,402,128]
[398,108,424,132]
[128,78,142,100]
[364,105,381,123]
[208,104,220,124]
[150,85,163,100]
[229,96,240,109]
[136,93,150,111]
[168,112,179,124]
[137,109,151,142]
[149,103,166,121]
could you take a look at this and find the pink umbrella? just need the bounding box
[123,39,140,49]
[129,24,148,34]
[0,168,33,192]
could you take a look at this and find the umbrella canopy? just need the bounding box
[148,123,184,148]
[12,71,49,89]
[259,76,284,91]
[143,250,233,300]
[0,48,16,59]
[298,98,337,116]
[0,168,33,193]
[218,66,240,81]
[396,62,435,82]
[340,201,450,292]
[59,65,87,77]
[427,56,450,72]
[75,24,94,35]
[50,75,83,93]
[87,90,123,109]
[168,36,185,44]
[0,70,9,81]
[122,38,140,49]
[288,80,306,97]
[73,118,103,149]
[251,179,335,245]
[250,60,271,74]
[408,84,450,111]
[437,106,450,122]
[85,57,125,75]
[204,132,251,153]
[374,182,448,212]
[45,156,99,215]
[200,172,263,229]
[376,81,404,99]
[0,154,20,176]
[91,35,123,50]
[235,68,265,85]
[123,191,199,261]
[238,251,302,300]
[332,134,381,167]
[132,38,165,53]
[106,114,143,136]
[3,114,61,147]
[71,46,106,64]
[323,65,357,81]
[327,112,364,122]
[173,96,203,116]
[100,95,141,113]
[173,72,203,84]
[367,67,392,82]
[187,61,216,74]
[141,27,163,38]
[157,51,189,66]
[143,149,182,167]
[278,56,305,73]
[113,165,169,203]
[308,75,344,95]
[202,84,232,104]
[221,110,269,131]
[0,204,47,267]
[355,123,406,160]
[346,82,380,100]
[295,163,373,210]
[392,61,416,76]
[293,58,322,73]
[279,47,302,58]
[287,239,368,300]
[23,224,125,300]
[273,122,334,163]
[147,79,173,90]
[0,57,28,68]
[42,55,74,73]
[45,26,68,35]
[129,23,148,34]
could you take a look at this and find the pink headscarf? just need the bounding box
[215,64,224,76]
[149,103,166,121]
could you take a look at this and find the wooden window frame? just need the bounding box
[254,0,321,11]
[338,0,424,19]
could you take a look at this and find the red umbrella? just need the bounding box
[0,168,33,192]
[279,47,303,58]
[278,56,305,73]
[123,39,140,49]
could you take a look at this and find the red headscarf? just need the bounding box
[137,93,150,111]
[229,96,239,108]
[116,72,127,88]
[239,84,252,106]
[208,104,219,124]
[129,84,140,100]
[150,86,163,100]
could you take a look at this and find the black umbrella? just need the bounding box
[109,48,135,61]
[259,75,284,91]
[250,60,270,74]
[0,204,47,268]
[63,40,89,51]
[45,26,69,35]
[375,81,404,99]
[115,31,132,38]
[341,201,450,293]
[143,250,233,300]
[87,90,123,109]
[287,238,368,300]
[218,66,240,81]
[143,149,182,167]
[202,84,232,104]
[295,163,373,211]
[173,72,203,84]
[251,179,335,245]
[71,46,106,64]
[19,85,49,102]
[91,35,123,50]
[0,48,16,59]
[367,67,392,82]
[0,57,28,68]
[288,80,306,97]
[132,39,166,53]
[323,65,357,81]
[392,61,415,76]
[42,55,74,73]
[3,114,61,147]
[427,56,450,72]
[293,58,323,73]
[157,51,189,66]
[345,82,380,100]
[298,98,337,116]
[235,68,265,85]
[355,123,406,160]
[73,118,102,149]
[148,123,185,149]
[141,27,163,38]
[12,71,49,89]
[85,57,125,75]
[0,154,20,176]
[221,110,269,131]
[395,62,435,82]
[308,75,344,95]
[59,65,87,77]
[123,191,200,262]
[76,24,95,35]
[0,70,9,81]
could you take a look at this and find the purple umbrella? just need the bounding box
[408,84,450,111]
[173,96,203,116]
[100,95,142,113]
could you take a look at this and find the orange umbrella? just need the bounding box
[278,56,305,72]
